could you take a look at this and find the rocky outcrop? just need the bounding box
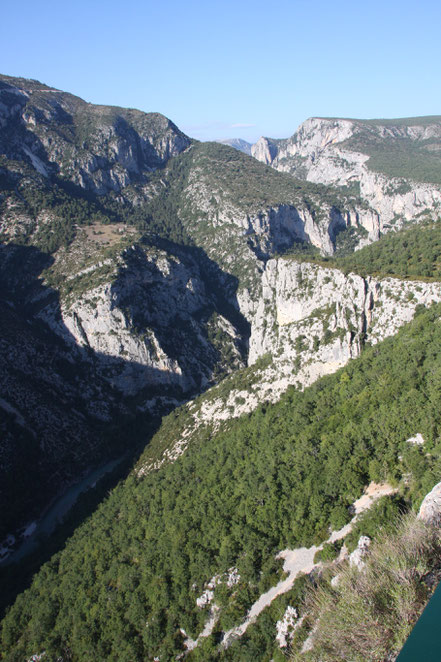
[36,239,247,397]
[242,205,379,257]
[349,536,371,570]
[251,117,441,243]
[276,606,299,648]
[0,74,191,194]
[407,433,425,446]
[182,180,376,290]
[418,482,441,525]
[245,259,441,366]
[3,76,441,550]
[194,258,441,423]
[251,136,279,164]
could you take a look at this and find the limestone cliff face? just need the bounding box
[232,204,378,258]
[251,118,441,242]
[194,259,441,424]
[256,257,441,382]
[246,259,441,365]
[418,481,441,524]
[0,74,191,194]
[0,75,383,266]
[37,239,246,397]
[0,233,248,534]
[251,136,279,164]
[181,170,375,292]
[3,75,441,537]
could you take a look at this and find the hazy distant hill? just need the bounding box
[216,137,252,155]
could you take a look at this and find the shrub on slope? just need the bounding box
[292,513,441,662]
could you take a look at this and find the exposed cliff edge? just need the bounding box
[39,238,248,396]
[2,76,441,597]
[418,480,441,525]
[194,257,441,424]
[138,256,441,475]
[0,74,191,195]
[251,117,441,245]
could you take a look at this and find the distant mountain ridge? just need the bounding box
[0,75,373,537]
[216,138,252,155]
[0,73,191,194]
[1,75,441,541]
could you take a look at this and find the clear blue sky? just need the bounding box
[2,0,441,143]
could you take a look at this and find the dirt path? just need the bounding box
[221,482,395,647]
[183,606,220,652]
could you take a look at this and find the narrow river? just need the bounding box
[1,454,126,566]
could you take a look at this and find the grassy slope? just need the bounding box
[291,513,441,662]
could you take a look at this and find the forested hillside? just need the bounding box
[332,218,441,279]
[2,304,441,661]
[291,217,441,280]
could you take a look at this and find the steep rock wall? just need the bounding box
[252,118,441,241]
[182,177,375,288]
[38,243,246,397]
[194,259,441,424]
[0,75,191,194]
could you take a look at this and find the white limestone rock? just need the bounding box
[0,76,191,194]
[407,433,425,446]
[37,242,245,397]
[276,605,298,648]
[349,535,371,570]
[226,567,240,588]
[196,589,214,609]
[251,136,279,164]
[195,568,240,609]
[330,574,341,587]
[196,258,441,425]
[252,117,441,241]
[418,482,441,525]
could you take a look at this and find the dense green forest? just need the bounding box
[4,76,441,662]
[285,218,441,281]
[2,303,441,661]
[333,220,441,279]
